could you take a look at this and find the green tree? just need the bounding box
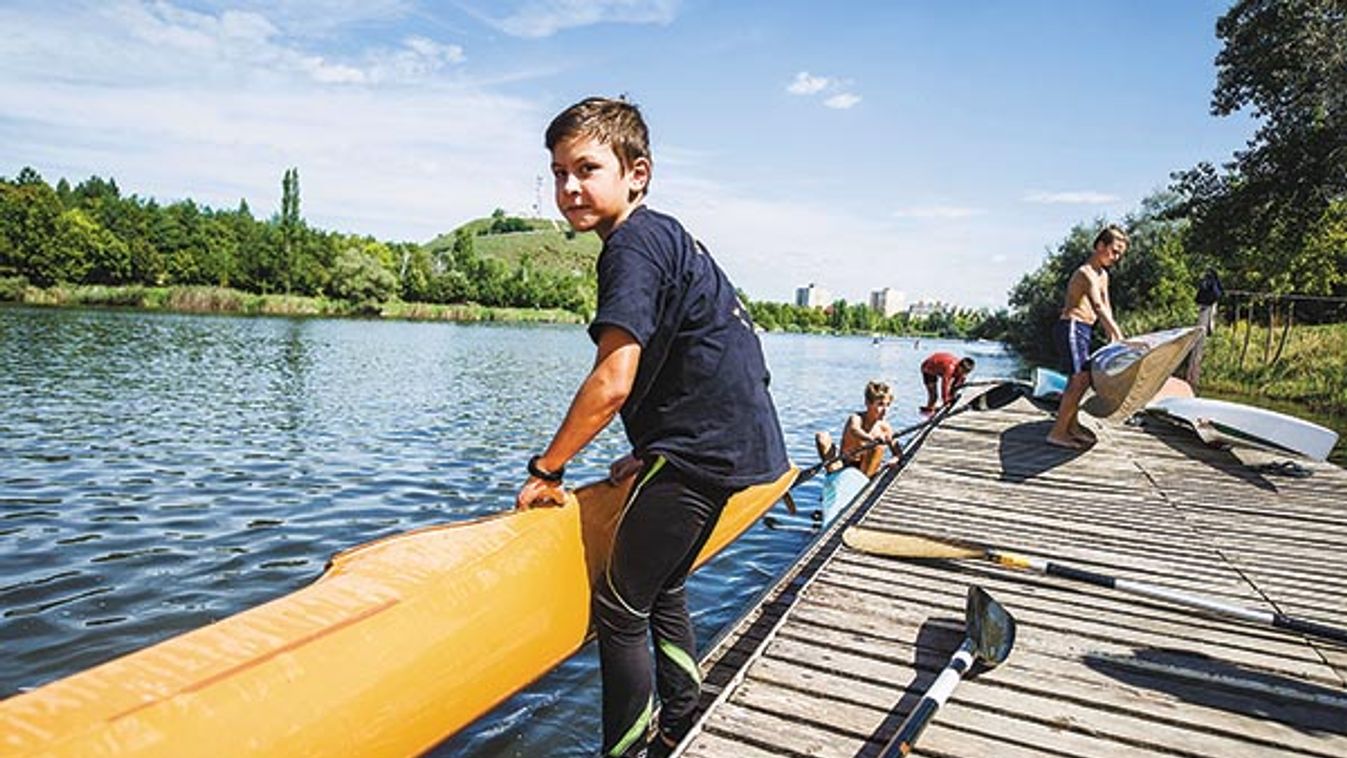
[280,167,301,293]
[398,242,434,302]
[59,208,129,284]
[331,244,397,312]
[0,177,66,285]
[827,299,849,332]
[1172,0,1347,295]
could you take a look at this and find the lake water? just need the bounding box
[0,305,1020,756]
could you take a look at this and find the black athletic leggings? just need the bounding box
[593,456,731,757]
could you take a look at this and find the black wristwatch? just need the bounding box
[528,455,565,483]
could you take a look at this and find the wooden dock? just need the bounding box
[678,397,1347,757]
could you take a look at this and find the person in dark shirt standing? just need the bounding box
[516,97,789,757]
[1187,269,1224,387]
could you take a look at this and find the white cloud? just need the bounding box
[1023,190,1119,205]
[893,205,984,220]
[473,0,680,38]
[785,71,859,110]
[6,2,464,88]
[823,93,861,110]
[195,0,417,37]
[786,71,831,95]
[0,1,542,243]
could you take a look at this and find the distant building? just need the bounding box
[869,288,904,318]
[907,299,946,320]
[795,283,831,309]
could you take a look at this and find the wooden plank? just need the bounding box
[757,630,1347,752]
[798,584,1340,693]
[679,729,784,758]
[744,642,1346,758]
[679,401,1347,757]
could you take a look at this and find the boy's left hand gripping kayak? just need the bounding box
[0,467,797,757]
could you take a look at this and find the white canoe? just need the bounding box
[1146,396,1339,462]
[1083,327,1201,422]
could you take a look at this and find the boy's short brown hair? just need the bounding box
[1093,224,1128,249]
[545,97,651,179]
[957,357,975,373]
[865,380,892,404]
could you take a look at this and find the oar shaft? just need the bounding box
[794,382,1021,490]
[991,551,1347,645]
[881,640,974,757]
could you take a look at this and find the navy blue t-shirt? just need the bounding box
[589,206,789,489]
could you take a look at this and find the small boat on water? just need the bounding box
[0,468,797,757]
[1083,327,1201,421]
[1146,396,1339,462]
[819,466,870,524]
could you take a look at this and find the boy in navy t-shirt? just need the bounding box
[516,97,789,756]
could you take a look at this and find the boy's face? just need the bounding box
[550,134,649,240]
[1096,238,1127,268]
[866,396,891,419]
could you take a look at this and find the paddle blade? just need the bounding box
[968,381,1027,412]
[842,526,987,560]
[965,586,1016,665]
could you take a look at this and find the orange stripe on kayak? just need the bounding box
[108,596,401,722]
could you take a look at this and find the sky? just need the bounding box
[0,0,1256,309]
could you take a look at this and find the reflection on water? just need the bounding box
[0,306,1021,756]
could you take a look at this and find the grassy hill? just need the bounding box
[423,214,601,278]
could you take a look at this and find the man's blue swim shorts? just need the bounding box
[1053,318,1093,375]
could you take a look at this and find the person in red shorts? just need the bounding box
[919,352,974,413]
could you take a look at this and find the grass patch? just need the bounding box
[3,283,586,325]
[1199,321,1347,415]
[423,220,602,278]
[381,300,584,324]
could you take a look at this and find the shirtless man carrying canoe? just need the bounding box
[1046,225,1127,450]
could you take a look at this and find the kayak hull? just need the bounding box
[819,467,870,525]
[1146,397,1338,461]
[0,467,797,757]
[1084,327,1200,422]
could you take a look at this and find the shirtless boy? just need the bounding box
[815,381,896,477]
[1046,225,1127,449]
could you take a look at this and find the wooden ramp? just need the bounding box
[679,398,1347,757]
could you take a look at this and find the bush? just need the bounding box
[0,275,30,301]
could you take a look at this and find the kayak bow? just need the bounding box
[0,467,797,757]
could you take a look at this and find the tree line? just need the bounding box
[745,297,1009,340]
[0,168,593,315]
[1006,0,1346,365]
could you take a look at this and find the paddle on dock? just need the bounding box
[880,585,1016,757]
[843,527,1347,646]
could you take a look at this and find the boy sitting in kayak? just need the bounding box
[919,353,974,413]
[517,97,789,758]
[1046,224,1127,450]
[815,380,897,477]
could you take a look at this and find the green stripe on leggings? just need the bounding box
[608,696,652,757]
[636,456,666,490]
[657,638,701,685]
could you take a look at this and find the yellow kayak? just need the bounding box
[0,467,797,757]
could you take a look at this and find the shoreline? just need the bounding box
[0,282,587,325]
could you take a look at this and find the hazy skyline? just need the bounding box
[0,0,1254,307]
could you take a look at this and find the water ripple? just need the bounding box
[0,308,1023,755]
